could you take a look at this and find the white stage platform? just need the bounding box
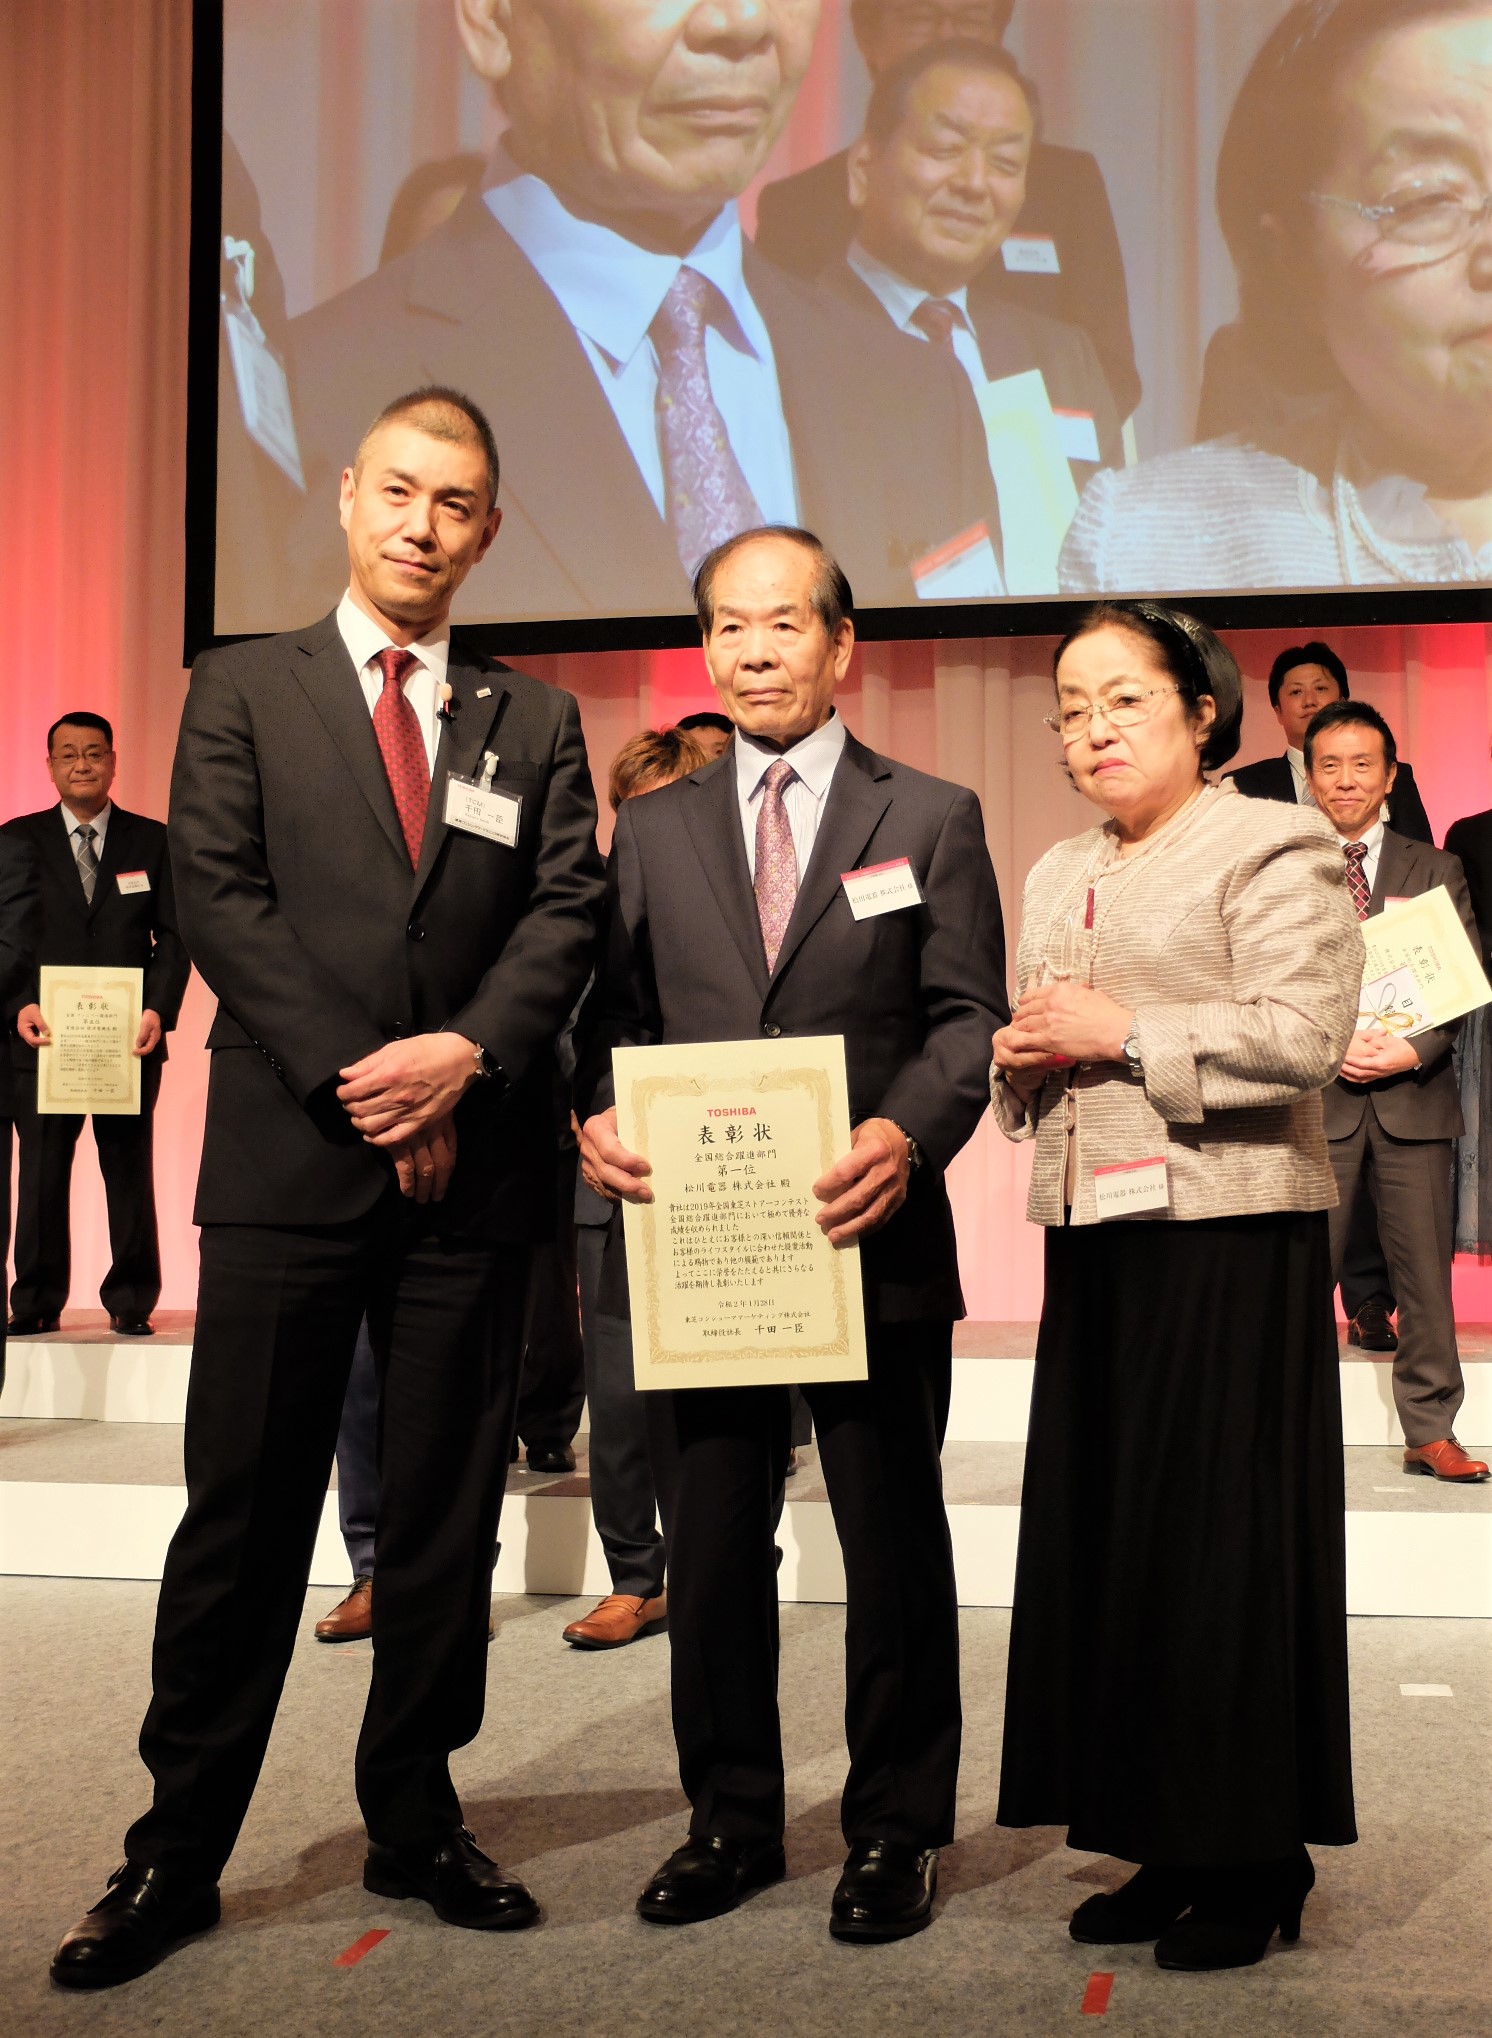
[2,1320,1489,1617]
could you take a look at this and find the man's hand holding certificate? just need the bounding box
[1357,885,1492,1040]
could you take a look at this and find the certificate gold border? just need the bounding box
[37,965,143,1116]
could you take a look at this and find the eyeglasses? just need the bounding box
[51,748,111,766]
[1309,181,1492,264]
[1043,686,1180,743]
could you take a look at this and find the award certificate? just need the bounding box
[36,965,143,1116]
[613,1036,869,1391]
[1358,887,1491,1040]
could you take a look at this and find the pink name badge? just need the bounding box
[1092,1156,1169,1220]
[116,870,150,895]
[841,858,924,920]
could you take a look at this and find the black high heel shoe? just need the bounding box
[1070,1864,1194,1944]
[1154,1848,1314,1971]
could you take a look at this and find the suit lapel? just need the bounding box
[88,807,128,918]
[411,650,509,891]
[42,806,89,913]
[680,758,770,998]
[292,614,408,865]
[1369,829,1415,912]
[768,734,893,989]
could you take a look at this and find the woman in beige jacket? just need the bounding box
[991,601,1362,1972]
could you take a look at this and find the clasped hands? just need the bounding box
[991,982,1135,1102]
[337,1033,482,1204]
[579,1108,913,1247]
[17,1004,162,1056]
[1338,1029,1420,1086]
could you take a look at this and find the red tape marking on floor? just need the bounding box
[334,1929,390,1968]
[1081,1972,1114,2016]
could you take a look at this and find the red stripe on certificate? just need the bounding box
[334,1929,389,1967]
[1081,1972,1114,2015]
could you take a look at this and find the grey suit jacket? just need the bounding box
[1322,831,1478,1144]
[576,730,1008,1324]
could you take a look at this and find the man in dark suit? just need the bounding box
[51,388,606,1989]
[579,526,1007,1941]
[0,836,38,1395]
[1446,794,1492,967]
[243,0,1001,632]
[4,717,189,1336]
[754,0,1141,421]
[1307,701,1486,1484]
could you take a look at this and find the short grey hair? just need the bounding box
[693,526,855,639]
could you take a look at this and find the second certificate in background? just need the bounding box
[613,1036,869,1391]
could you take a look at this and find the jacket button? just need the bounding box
[762,1021,781,1038]
[406,922,424,941]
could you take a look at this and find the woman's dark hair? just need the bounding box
[1053,602,1244,771]
[1302,697,1398,771]
[1216,0,1482,400]
[1267,641,1350,706]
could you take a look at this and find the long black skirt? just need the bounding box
[997,1210,1357,1864]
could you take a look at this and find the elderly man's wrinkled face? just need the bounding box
[460,0,819,236]
[704,535,854,749]
[1311,9,1492,487]
[849,61,1032,293]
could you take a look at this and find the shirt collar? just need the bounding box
[484,151,762,372]
[337,590,450,686]
[735,711,847,804]
[1285,745,1306,777]
[846,241,971,335]
[61,800,110,836]
[1337,817,1385,859]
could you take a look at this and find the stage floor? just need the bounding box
[2,1579,1487,2038]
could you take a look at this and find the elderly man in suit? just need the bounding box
[4,717,190,1337]
[579,525,1007,1941]
[51,386,606,1990]
[1306,699,1486,1484]
[754,0,1140,420]
[249,0,1001,633]
[0,836,38,1394]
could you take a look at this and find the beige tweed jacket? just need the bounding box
[991,780,1362,1225]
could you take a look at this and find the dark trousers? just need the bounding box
[1340,1187,1396,1320]
[645,1320,960,1849]
[0,1116,11,1395]
[577,1219,666,1598]
[1328,1117,1463,1447]
[335,1319,380,1579]
[514,1143,585,1452]
[126,1195,529,1880]
[10,1055,163,1318]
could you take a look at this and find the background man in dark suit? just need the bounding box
[52,388,606,1990]
[1307,701,1486,1485]
[579,526,1007,1942]
[5,716,189,1337]
[263,0,1000,631]
[1229,641,1433,1355]
[0,836,37,1394]
[754,0,1141,420]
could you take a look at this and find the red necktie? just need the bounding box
[372,647,429,867]
[911,297,961,350]
[1344,841,1371,920]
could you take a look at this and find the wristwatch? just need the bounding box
[1121,1027,1144,1080]
[471,1041,503,1085]
[891,1122,924,1170]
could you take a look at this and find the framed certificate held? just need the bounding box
[36,965,143,1116]
[613,1035,869,1391]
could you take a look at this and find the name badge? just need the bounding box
[1054,409,1101,464]
[1002,233,1061,275]
[116,870,151,895]
[912,520,1005,600]
[1092,1156,1169,1220]
[841,858,924,920]
[444,773,521,847]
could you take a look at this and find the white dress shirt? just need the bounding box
[1337,816,1385,895]
[485,163,798,524]
[734,712,847,880]
[61,800,112,857]
[1284,746,1315,805]
[337,590,449,776]
[847,241,987,398]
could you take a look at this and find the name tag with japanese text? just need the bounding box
[116,871,151,896]
[444,774,521,847]
[1093,1156,1169,1220]
[841,858,924,920]
[1002,233,1061,275]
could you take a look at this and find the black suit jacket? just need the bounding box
[0,835,37,1119]
[0,805,189,1075]
[1226,753,1434,845]
[755,140,1141,420]
[1444,809,1492,965]
[1322,831,1477,1144]
[169,612,605,1234]
[238,196,1001,633]
[578,731,1008,1324]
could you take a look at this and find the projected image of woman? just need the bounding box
[1061,0,1492,592]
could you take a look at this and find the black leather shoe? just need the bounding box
[50,1864,220,1990]
[525,1442,576,1474]
[110,1314,155,1337]
[1154,1849,1314,1971]
[8,1313,60,1335]
[1071,1863,1194,1944]
[363,1826,540,1931]
[637,1835,786,1925]
[1347,1300,1398,1352]
[830,1840,938,1943]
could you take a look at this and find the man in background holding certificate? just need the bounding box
[580,525,1007,1943]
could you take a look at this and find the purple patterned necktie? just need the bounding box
[910,296,961,350]
[651,267,764,579]
[754,759,799,971]
[1344,840,1371,920]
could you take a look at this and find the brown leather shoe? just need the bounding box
[315,1576,373,1642]
[562,1592,667,1650]
[1347,1301,1398,1351]
[1404,1439,1490,1482]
